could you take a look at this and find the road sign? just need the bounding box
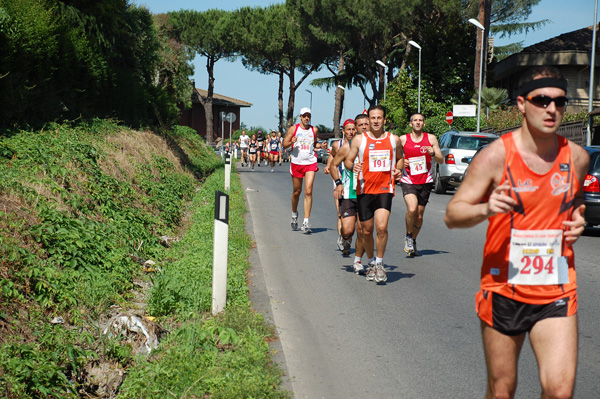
[453,104,476,117]
[219,111,227,121]
[446,111,453,125]
[226,112,236,123]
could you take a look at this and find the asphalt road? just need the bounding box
[240,161,600,398]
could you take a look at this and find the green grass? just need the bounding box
[0,120,289,398]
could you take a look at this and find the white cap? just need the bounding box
[300,107,312,115]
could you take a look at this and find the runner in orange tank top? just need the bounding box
[344,105,403,283]
[445,66,589,399]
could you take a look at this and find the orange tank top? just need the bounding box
[481,133,579,304]
[357,132,396,195]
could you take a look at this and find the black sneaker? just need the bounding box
[291,216,298,231]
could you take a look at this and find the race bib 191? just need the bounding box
[369,150,391,172]
[507,229,569,286]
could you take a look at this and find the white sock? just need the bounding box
[303,218,309,224]
[354,256,362,264]
[376,257,383,264]
[292,212,298,218]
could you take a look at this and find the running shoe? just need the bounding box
[374,262,387,283]
[412,240,418,256]
[365,262,376,281]
[337,235,344,251]
[353,260,364,275]
[270,168,274,173]
[342,238,351,256]
[301,221,312,234]
[291,216,298,231]
[404,235,415,255]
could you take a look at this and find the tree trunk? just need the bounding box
[333,50,345,138]
[285,61,297,130]
[278,71,285,133]
[205,56,216,145]
[473,0,490,91]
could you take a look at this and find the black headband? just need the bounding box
[518,77,568,97]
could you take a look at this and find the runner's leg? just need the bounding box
[481,321,525,399]
[355,218,365,258]
[291,176,303,214]
[360,218,375,260]
[303,171,316,220]
[404,193,420,236]
[529,315,578,399]
[373,208,391,259]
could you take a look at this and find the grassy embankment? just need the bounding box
[0,120,290,398]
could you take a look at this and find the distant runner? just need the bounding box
[268,130,281,172]
[283,107,319,233]
[239,130,250,167]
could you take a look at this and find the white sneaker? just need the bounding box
[353,261,364,275]
[337,235,344,251]
[270,168,274,173]
[365,262,376,281]
[374,262,387,283]
[301,221,312,234]
[404,235,415,255]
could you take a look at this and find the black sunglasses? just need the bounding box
[525,95,568,108]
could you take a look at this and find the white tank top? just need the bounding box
[291,124,317,165]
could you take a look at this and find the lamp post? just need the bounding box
[587,0,599,146]
[305,89,313,110]
[468,18,485,133]
[408,40,422,113]
[376,60,388,102]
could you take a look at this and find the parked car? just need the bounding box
[583,146,600,228]
[432,130,499,194]
[323,137,341,164]
[462,144,488,181]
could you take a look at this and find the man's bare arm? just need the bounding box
[445,140,514,228]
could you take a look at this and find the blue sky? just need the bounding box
[131,0,597,130]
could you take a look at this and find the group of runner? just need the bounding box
[282,105,442,283]
[239,130,285,172]
[276,66,588,399]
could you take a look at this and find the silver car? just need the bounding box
[432,130,499,194]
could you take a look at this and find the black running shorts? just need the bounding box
[357,193,393,222]
[477,290,576,336]
[401,182,433,206]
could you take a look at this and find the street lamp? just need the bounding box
[468,18,485,133]
[408,40,422,113]
[587,0,598,146]
[376,60,388,102]
[305,89,313,110]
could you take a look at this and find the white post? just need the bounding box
[212,191,229,315]
[224,154,231,191]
